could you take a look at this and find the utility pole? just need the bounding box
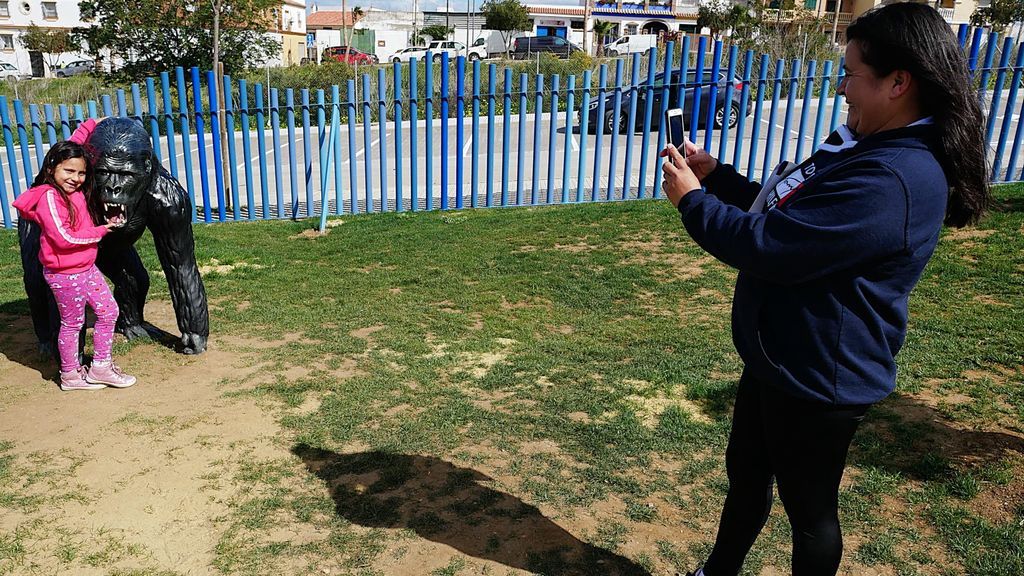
[830,0,840,48]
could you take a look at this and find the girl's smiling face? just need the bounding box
[51,157,87,194]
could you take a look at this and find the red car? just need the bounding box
[322,46,378,65]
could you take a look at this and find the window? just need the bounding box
[0,34,13,50]
[0,3,8,17]
[41,1,55,18]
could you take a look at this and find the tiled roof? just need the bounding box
[527,6,585,16]
[307,10,357,27]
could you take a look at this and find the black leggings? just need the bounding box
[703,370,869,576]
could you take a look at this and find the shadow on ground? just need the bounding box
[292,443,652,575]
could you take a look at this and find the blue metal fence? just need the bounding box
[1,25,1023,230]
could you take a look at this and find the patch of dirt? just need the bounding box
[350,324,386,340]
[972,294,1012,307]
[942,228,995,241]
[625,386,714,427]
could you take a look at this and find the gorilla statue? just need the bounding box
[19,117,209,356]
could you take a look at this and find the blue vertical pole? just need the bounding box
[58,105,71,140]
[394,64,404,212]
[0,97,21,199]
[779,58,799,164]
[316,89,326,212]
[794,60,816,164]
[270,87,285,218]
[440,54,449,210]
[471,60,480,208]
[240,80,255,220]
[161,72,179,180]
[967,27,983,77]
[653,44,674,199]
[410,59,419,211]
[677,35,690,111]
[1005,65,1024,179]
[746,56,769,179]
[830,60,845,133]
[377,68,389,212]
[993,45,1024,180]
[622,55,640,199]
[638,48,658,198]
[145,79,162,165]
[517,72,528,205]
[501,67,512,207]
[425,54,434,210]
[486,63,496,207]
[13,101,31,189]
[130,83,143,124]
[957,24,969,49]
[607,61,623,201]
[190,67,211,222]
[115,90,126,117]
[361,75,374,213]
[812,60,833,154]
[455,56,465,209]
[732,50,753,168]
[88,100,98,119]
[703,40,722,152]
[254,85,270,219]
[29,105,43,174]
[0,151,7,226]
[591,64,608,202]
[43,104,56,145]
[690,36,706,144]
[985,36,1013,145]
[285,88,300,219]
[225,76,241,220]
[977,30,998,96]
[717,45,738,163]
[576,69,592,202]
[561,74,575,204]
[547,74,560,204]
[347,80,359,213]
[532,74,544,205]
[761,60,785,179]
[301,88,313,218]
[206,70,226,221]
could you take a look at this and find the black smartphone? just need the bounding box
[664,107,687,160]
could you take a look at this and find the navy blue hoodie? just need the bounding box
[676,124,947,405]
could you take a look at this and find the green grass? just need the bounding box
[1,185,1022,575]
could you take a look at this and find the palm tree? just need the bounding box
[593,20,616,57]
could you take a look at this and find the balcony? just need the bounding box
[762,9,853,25]
[938,7,955,21]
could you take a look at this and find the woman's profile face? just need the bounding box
[838,40,893,136]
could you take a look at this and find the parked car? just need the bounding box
[580,70,749,133]
[512,36,582,59]
[603,34,658,56]
[322,46,378,65]
[53,59,93,78]
[388,46,428,63]
[423,40,487,61]
[0,62,30,81]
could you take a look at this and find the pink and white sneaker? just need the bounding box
[85,362,137,388]
[60,367,106,391]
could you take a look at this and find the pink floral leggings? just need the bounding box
[43,265,119,373]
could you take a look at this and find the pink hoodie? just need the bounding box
[12,118,108,274]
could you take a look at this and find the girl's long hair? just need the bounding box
[847,3,991,228]
[32,140,97,228]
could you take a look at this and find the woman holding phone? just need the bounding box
[660,4,989,575]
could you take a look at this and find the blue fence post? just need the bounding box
[1006,58,1024,180]
[130,84,143,125]
[285,88,300,219]
[0,153,7,227]
[161,72,179,180]
[316,89,326,213]
[301,88,313,218]
[532,73,545,205]
[254,85,270,219]
[0,97,21,199]
[360,75,374,213]
[829,59,845,133]
[269,87,284,218]
[318,101,340,229]
[576,69,592,202]
[346,80,359,213]
[144,79,162,166]
[486,63,496,207]
[690,36,706,144]
[985,36,1013,146]
[703,40,722,152]
[717,45,738,163]
[622,54,640,199]
[732,50,753,168]
[455,56,465,209]
[501,67,512,207]
[189,67,212,222]
[425,53,434,210]
[677,35,690,111]
[175,68,196,220]
[225,76,241,220]
[410,59,419,211]
[592,64,608,202]
[58,105,71,140]
[115,90,126,117]
[394,63,404,212]
[377,68,389,212]
[977,30,998,97]
[967,27,984,77]
[746,56,769,179]
[13,101,32,190]
[471,60,480,208]
[87,100,98,119]
[561,74,575,204]
[440,54,450,210]
[653,43,674,200]
[607,61,623,201]
[993,44,1024,180]
[761,59,785,179]
[812,60,833,155]
[957,24,969,49]
[547,74,560,204]
[239,80,255,220]
[794,60,816,164]
[43,105,56,148]
[29,105,43,174]
[101,95,113,118]
[517,72,528,205]
[779,58,800,165]
[638,48,658,198]
[206,71,226,221]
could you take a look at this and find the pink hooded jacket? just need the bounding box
[11,118,108,274]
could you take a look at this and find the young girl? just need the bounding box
[13,118,137,391]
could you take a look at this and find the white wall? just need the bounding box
[0,0,94,77]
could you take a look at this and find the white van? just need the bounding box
[604,34,658,56]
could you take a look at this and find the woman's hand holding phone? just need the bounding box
[680,141,718,181]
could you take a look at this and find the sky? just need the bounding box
[309,0,582,14]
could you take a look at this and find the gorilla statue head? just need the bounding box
[86,118,158,227]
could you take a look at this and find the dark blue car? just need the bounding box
[581,69,749,133]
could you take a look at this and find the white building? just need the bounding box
[0,0,92,78]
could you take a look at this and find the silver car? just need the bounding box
[0,62,30,81]
[54,60,93,78]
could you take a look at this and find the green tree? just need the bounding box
[592,20,616,57]
[481,0,530,59]
[75,0,280,79]
[971,0,1024,33]
[420,24,454,42]
[20,24,78,75]
[698,0,751,39]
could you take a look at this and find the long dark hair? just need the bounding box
[32,140,97,228]
[847,3,990,228]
